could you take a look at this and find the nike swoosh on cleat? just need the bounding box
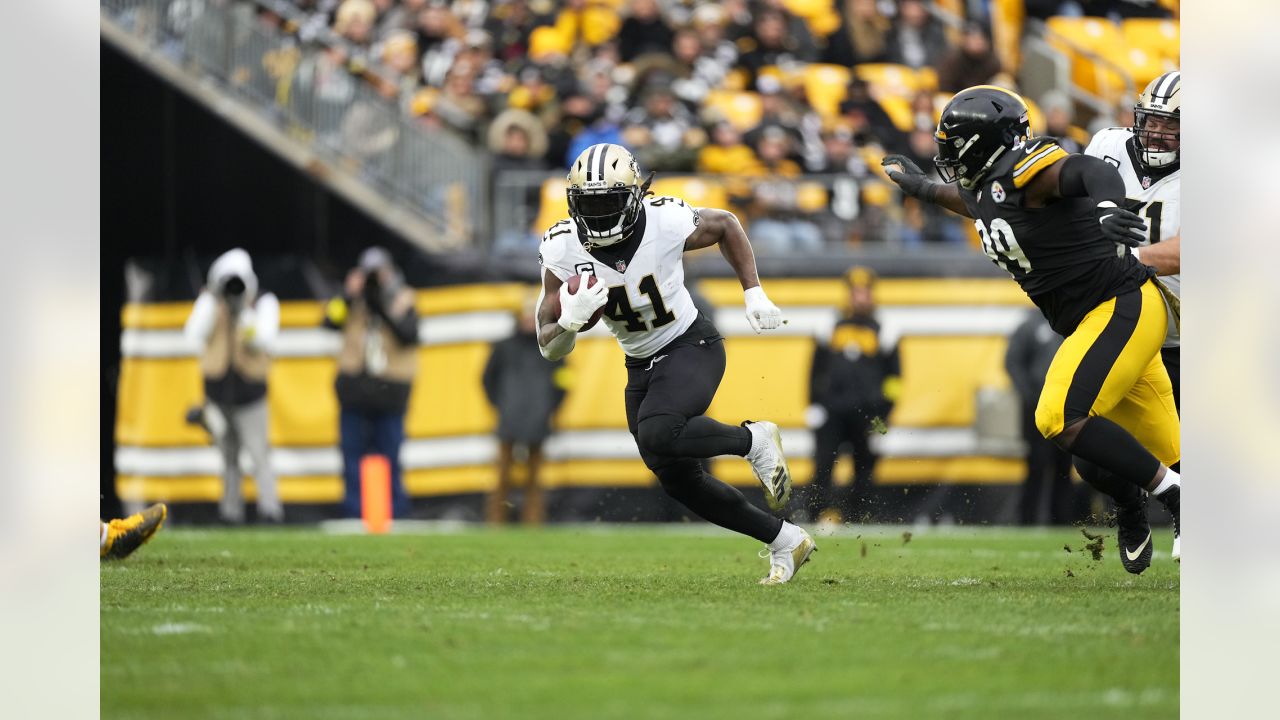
[1124,532,1152,562]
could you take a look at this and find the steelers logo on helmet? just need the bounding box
[566,144,646,248]
[1133,71,1180,172]
[933,85,1032,190]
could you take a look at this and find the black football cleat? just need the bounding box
[1115,494,1153,574]
[1158,485,1180,562]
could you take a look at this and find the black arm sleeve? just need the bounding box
[1057,153,1127,204]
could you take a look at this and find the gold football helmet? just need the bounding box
[1134,71,1180,171]
[566,144,647,247]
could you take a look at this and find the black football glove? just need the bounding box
[1095,201,1147,247]
[880,154,931,199]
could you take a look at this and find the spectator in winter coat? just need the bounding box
[482,295,569,524]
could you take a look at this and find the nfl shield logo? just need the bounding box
[990,181,1006,203]
[615,260,627,272]
[1142,176,1152,189]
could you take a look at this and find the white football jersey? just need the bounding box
[1085,127,1180,347]
[539,196,701,358]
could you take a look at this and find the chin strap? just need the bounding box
[639,171,655,198]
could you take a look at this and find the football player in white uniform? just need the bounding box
[536,143,816,585]
[1080,70,1181,566]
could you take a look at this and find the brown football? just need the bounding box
[554,274,604,332]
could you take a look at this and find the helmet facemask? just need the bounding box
[1133,109,1179,171]
[567,185,643,247]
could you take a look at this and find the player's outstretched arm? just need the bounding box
[1135,234,1180,275]
[880,155,973,218]
[684,208,784,333]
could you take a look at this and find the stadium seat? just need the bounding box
[915,66,939,92]
[648,177,730,210]
[990,0,1025,72]
[528,26,572,61]
[1115,46,1176,90]
[703,91,764,132]
[1122,19,1180,64]
[1022,97,1046,136]
[1045,17,1130,103]
[533,177,570,234]
[782,0,841,38]
[580,6,621,46]
[875,95,915,132]
[854,63,922,96]
[804,63,852,118]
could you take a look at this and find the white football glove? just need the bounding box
[557,272,608,332]
[744,286,783,334]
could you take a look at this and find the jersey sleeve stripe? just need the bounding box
[1012,147,1068,189]
[1013,143,1060,173]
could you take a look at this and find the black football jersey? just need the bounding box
[959,137,1154,336]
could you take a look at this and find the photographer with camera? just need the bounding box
[183,248,282,524]
[323,247,419,519]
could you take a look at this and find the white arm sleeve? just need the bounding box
[183,291,217,350]
[249,293,280,352]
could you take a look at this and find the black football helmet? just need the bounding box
[933,86,1032,190]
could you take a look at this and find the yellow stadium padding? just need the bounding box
[409,342,500,437]
[1122,19,1179,63]
[892,335,1011,427]
[116,358,208,446]
[710,336,813,427]
[115,454,1026,504]
[696,277,1033,307]
[703,90,764,132]
[804,63,852,118]
[533,176,570,235]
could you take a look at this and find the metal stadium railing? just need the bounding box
[101,0,491,250]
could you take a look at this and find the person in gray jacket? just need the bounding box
[482,296,569,524]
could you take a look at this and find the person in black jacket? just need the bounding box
[482,295,569,524]
[804,266,901,524]
[1005,309,1076,525]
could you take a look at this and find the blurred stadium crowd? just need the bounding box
[111,0,1179,252]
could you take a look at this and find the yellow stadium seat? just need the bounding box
[533,177,570,234]
[854,63,921,96]
[990,0,1025,72]
[758,64,804,91]
[1122,19,1179,63]
[580,6,621,46]
[703,91,764,132]
[722,67,750,92]
[1022,97,1046,137]
[1116,45,1176,90]
[875,95,915,132]
[649,177,730,210]
[1045,17,1130,103]
[804,63,852,118]
[782,0,841,38]
[795,181,829,213]
[528,26,572,60]
[915,66,939,92]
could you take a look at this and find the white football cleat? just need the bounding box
[743,420,791,511]
[1171,534,1180,563]
[759,526,817,585]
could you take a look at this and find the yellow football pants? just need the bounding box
[1035,279,1180,467]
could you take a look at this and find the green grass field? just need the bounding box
[101,525,1178,719]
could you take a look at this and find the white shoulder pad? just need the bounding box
[538,219,578,281]
[1084,127,1133,159]
[645,195,701,245]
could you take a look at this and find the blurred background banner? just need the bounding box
[100,0,1181,526]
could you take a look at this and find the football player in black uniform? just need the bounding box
[880,86,1180,573]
